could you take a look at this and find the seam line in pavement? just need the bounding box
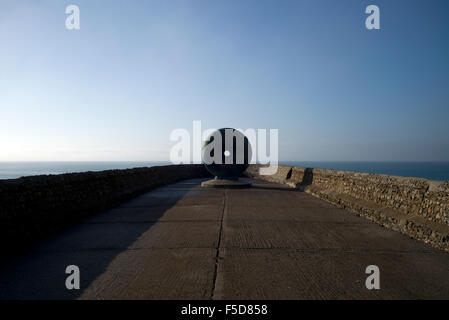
[211,189,226,300]
[222,220,371,224]
[82,219,368,224]
[33,246,440,255]
[83,220,220,224]
[222,247,440,254]
[118,204,222,209]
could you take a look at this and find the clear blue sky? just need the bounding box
[1,0,448,161]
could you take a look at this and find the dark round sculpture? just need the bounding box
[201,128,252,179]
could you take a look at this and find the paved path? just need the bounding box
[0,178,448,299]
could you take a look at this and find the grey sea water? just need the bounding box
[281,161,449,182]
[0,161,171,180]
[0,161,449,181]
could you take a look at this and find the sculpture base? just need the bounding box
[201,178,252,189]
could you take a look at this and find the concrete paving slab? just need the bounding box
[120,193,223,208]
[87,205,222,223]
[0,248,215,300]
[226,205,367,223]
[0,248,132,300]
[79,248,216,300]
[214,248,449,299]
[36,222,155,252]
[226,190,337,208]
[129,221,220,249]
[35,220,220,252]
[222,220,434,252]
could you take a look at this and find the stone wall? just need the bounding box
[0,165,211,261]
[246,165,449,252]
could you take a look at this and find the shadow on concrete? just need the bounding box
[288,167,314,192]
[251,185,300,192]
[0,180,203,300]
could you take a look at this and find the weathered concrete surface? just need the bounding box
[246,165,449,252]
[0,178,448,300]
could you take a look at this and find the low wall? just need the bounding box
[246,165,449,252]
[0,165,211,261]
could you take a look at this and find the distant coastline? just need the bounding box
[0,161,449,181]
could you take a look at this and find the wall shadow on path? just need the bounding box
[0,180,205,300]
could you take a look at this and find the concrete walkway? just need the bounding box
[0,178,448,299]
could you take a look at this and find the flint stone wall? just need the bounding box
[246,165,449,252]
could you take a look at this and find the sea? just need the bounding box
[281,161,449,182]
[0,161,449,181]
